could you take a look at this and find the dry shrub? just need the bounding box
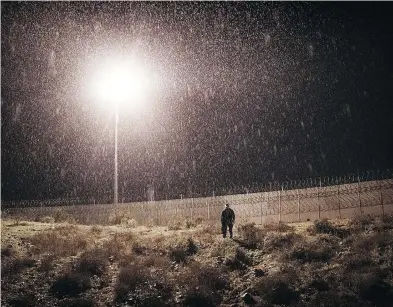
[252,273,300,305]
[210,239,238,258]
[122,217,138,228]
[53,209,76,223]
[1,257,36,279]
[8,292,37,307]
[50,272,91,298]
[100,231,135,261]
[108,211,133,225]
[167,219,183,230]
[182,262,229,307]
[38,254,56,272]
[115,261,173,305]
[90,225,103,235]
[380,214,393,229]
[58,297,96,307]
[30,226,90,258]
[224,247,251,271]
[349,214,375,231]
[341,253,373,271]
[75,248,108,277]
[264,221,294,232]
[263,231,302,253]
[237,222,265,249]
[143,254,172,269]
[1,246,14,258]
[185,218,197,229]
[168,237,198,263]
[350,232,393,253]
[39,216,55,223]
[313,219,349,238]
[288,240,334,263]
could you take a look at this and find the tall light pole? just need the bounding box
[92,56,149,205]
[114,102,119,205]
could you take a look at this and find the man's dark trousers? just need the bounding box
[222,222,233,238]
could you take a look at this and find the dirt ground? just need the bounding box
[2,216,392,307]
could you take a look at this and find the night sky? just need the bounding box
[2,2,393,202]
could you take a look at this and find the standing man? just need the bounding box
[221,203,235,238]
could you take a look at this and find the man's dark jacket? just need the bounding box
[221,207,235,224]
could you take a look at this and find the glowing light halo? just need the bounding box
[90,56,149,111]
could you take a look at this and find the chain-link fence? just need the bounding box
[3,178,393,226]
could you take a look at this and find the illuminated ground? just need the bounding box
[1,216,393,307]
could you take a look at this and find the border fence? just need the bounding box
[2,172,393,226]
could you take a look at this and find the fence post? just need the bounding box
[318,178,321,220]
[357,176,362,214]
[338,185,341,219]
[379,180,384,216]
[297,189,300,222]
[260,197,263,225]
[279,189,281,222]
[191,198,194,220]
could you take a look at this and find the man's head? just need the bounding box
[225,203,230,208]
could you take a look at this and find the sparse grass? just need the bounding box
[3,213,393,307]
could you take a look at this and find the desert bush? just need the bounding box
[50,272,91,298]
[209,239,236,259]
[167,219,182,230]
[289,241,334,263]
[168,237,198,263]
[115,264,148,301]
[185,218,197,229]
[252,273,300,305]
[264,221,294,232]
[75,248,108,276]
[182,263,228,307]
[237,222,265,249]
[349,214,375,231]
[101,232,135,261]
[39,216,55,223]
[30,227,90,257]
[224,247,251,270]
[380,213,393,229]
[122,217,138,228]
[8,292,37,307]
[58,297,96,307]
[90,225,103,234]
[1,246,14,258]
[109,211,134,225]
[1,257,36,279]
[38,254,56,272]
[263,231,302,253]
[143,254,172,269]
[53,209,75,223]
[313,219,349,238]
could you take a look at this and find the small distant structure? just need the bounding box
[147,184,155,202]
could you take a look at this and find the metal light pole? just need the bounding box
[114,102,119,205]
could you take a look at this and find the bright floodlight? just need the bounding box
[92,58,149,106]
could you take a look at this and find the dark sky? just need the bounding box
[2,2,393,202]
